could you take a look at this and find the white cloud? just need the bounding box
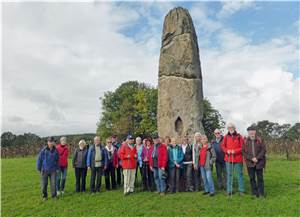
[218,1,255,19]
[202,33,299,134]
[2,2,299,137]
[2,2,158,136]
[190,2,222,34]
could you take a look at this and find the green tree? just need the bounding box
[97,81,224,141]
[97,81,157,140]
[202,98,225,140]
[284,123,300,141]
[1,132,16,147]
[250,120,295,141]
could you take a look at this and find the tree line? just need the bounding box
[1,81,299,158]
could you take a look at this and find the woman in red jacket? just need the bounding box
[119,135,137,195]
[56,137,69,195]
[149,134,168,195]
[221,123,245,196]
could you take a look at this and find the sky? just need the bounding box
[2,1,300,136]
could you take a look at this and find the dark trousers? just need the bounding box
[116,166,122,186]
[183,164,193,191]
[90,167,103,192]
[141,163,154,191]
[169,167,180,193]
[40,171,56,198]
[193,167,201,191]
[247,166,264,196]
[216,161,226,189]
[75,167,87,192]
[105,163,116,190]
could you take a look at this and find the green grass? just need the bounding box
[2,156,300,217]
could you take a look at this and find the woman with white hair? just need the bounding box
[221,123,245,196]
[192,132,202,191]
[72,139,88,192]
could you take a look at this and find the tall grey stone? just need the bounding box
[157,7,204,141]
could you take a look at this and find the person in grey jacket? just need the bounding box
[87,136,108,194]
[192,132,202,191]
[73,139,88,192]
[243,126,266,198]
[199,135,216,196]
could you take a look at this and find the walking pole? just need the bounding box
[231,153,234,199]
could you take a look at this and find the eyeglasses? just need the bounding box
[214,132,220,135]
[107,142,112,144]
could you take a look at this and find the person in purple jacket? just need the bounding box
[140,137,154,191]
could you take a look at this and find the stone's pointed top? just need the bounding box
[159,6,201,79]
[162,7,197,47]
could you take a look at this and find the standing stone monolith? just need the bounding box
[157,7,204,141]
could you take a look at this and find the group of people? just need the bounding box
[36,123,266,201]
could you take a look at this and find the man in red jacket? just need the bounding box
[56,137,69,196]
[150,134,168,195]
[221,123,245,196]
[119,135,137,195]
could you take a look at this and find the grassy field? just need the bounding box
[2,156,300,217]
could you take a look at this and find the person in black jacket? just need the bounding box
[243,126,266,198]
[73,139,88,192]
[211,129,226,190]
[181,137,194,192]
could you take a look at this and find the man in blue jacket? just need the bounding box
[37,137,59,200]
[211,129,226,190]
[87,136,108,194]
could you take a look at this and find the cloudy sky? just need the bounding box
[2,1,299,136]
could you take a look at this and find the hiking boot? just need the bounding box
[42,197,48,202]
[239,192,245,196]
[57,191,61,196]
[209,193,215,197]
[160,192,166,196]
[203,192,209,195]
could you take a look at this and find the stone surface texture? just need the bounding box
[157,7,204,141]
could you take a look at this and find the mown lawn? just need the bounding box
[2,156,300,217]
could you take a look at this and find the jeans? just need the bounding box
[226,162,244,193]
[105,163,116,190]
[75,167,87,192]
[168,167,180,193]
[183,164,193,191]
[41,171,56,198]
[123,169,136,194]
[90,167,103,192]
[141,163,154,191]
[247,166,264,196]
[215,161,226,189]
[200,167,215,194]
[56,167,67,192]
[153,168,166,193]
